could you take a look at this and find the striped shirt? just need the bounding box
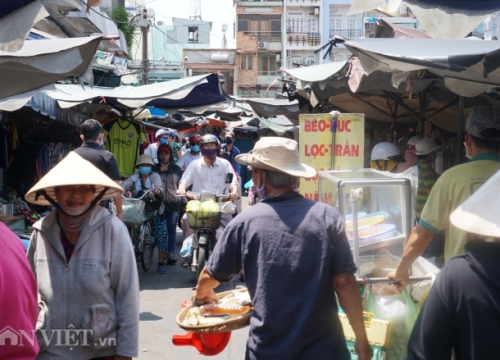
[415,159,439,220]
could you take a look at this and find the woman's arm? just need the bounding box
[120,175,136,193]
[150,173,163,194]
[109,220,140,358]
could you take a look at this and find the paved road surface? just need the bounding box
[136,199,250,359]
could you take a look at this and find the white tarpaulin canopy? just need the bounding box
[283,62,348,83]
[347,0,500,39]
[0,0,93,52]
[343,38,500,97]
[0,36,102,100]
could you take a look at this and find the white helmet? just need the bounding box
[371,142,405,162]
[407,136,420,146]
[415,138,441,155]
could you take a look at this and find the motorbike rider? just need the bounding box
[144,128,169,165]
[178,134,203,172]
[176,134,238,251]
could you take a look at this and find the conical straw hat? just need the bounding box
[450,169,500,238]
[25,152,123,206]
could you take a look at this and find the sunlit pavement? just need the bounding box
[136,197,250,359]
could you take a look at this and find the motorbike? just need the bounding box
[181,173,235,279]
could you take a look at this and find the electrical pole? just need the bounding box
[141,7,149,85]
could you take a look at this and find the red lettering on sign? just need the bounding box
[304,144,330,158]
[335,143,360,157]
[337,120,351,133]
[304,119,331,133]
[351,144,359,157]
[303,192,319,201]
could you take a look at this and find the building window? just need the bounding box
[241,55,253,70]
[347,17,356,37]
[238,19,248,32]
[188,26,199,43]
[330,15,342,33]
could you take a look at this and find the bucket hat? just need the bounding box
[135,154,155,168]
[235,137,316,178]
[25,152,123,206]
[466,106,500,141]
[415,138,441,155]
[450,170,500,238]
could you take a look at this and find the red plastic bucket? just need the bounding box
[172,331,231,356]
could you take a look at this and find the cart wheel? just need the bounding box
[140,221,155,271]
[141,243,155,271]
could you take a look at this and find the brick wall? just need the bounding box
[236,32,258,89]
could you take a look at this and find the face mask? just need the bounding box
[139,167,152,175]
[191,145,200,153]
[364,139,371,148]
[59,203,91,217]
[201,147,218,159]
[431,152,438,162]
[226,139,233,145]
[100,135,105,146]
[255,176,266,198]
[159,138,168,145]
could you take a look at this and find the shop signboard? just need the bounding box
[299,113,333,203]
[333,113,365,170]
[299,112,365,203]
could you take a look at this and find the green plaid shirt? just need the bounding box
[416,159,439,220]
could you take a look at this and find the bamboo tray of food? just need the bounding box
[177,288,253,333]
[0,214,20,221]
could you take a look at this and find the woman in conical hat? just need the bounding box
[25,152,139,360]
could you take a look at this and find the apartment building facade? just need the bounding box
[234,0,284,97]
[284,0,323,67]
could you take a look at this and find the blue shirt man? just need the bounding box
[219,132,241,175]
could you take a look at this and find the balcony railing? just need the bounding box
[329,29,363,38]
[237,0,283,5]
[286,33,321,46]
[243,31,282,43]
[258,70,279,76]
[286,0,320,5]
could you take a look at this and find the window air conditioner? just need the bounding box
[314,8,319,15]
[258,41,268,49]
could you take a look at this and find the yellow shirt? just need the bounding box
[419,153,500,262]
[103,119,146,177]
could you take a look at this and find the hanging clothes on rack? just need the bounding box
[103,118,146,177]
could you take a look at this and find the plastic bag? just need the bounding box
[365,285,418,360]
[180,235,193,257]
[221,201,236,214]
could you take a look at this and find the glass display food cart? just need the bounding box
[318,169,413,276]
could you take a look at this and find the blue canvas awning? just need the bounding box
[0,73,225,113]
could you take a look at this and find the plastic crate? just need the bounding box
[122,198,146,225]
[187,211,221,230]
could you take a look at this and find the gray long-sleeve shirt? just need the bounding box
[27,206,139,359]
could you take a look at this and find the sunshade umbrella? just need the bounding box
[347,0,500,39]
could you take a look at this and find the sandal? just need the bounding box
[167,253,177,265]
[181,258,191,268]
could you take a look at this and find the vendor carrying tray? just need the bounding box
[176,289,253,334]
